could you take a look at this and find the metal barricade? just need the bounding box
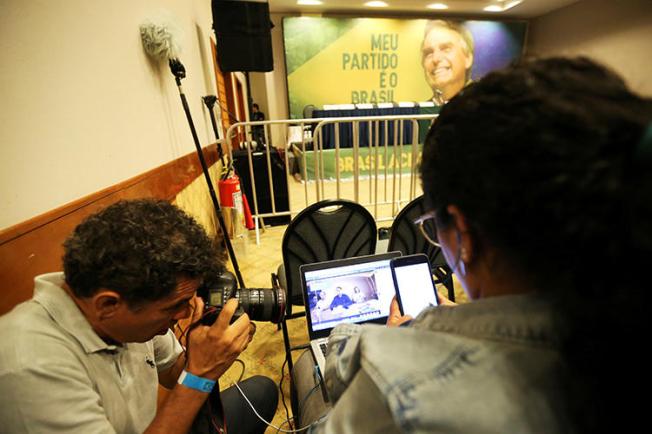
[225,113,437,244]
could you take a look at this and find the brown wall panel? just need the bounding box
[0,146,218,315]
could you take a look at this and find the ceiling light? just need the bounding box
[483,5,503,12]
[484,0,523,12]
[504,0,524,10]
[427,3,449,10]
[364,1,389,7]
[297,0,323,5]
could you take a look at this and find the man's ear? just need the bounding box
[91,290,124,320]
[446,204,474,263]
[465,53,474,71]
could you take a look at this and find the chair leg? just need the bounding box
[281,317,294,373]
[434,267,456,303]
[445,274,455,302]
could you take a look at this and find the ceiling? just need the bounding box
[267,0,582,19]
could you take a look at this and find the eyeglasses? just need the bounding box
[413,210,440,247]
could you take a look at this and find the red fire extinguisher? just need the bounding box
[218,175,254,230]
[218,175,241,209]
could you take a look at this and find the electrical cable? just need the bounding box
[278,358,293,429]
[208,392,226,434]
[232,359,246,383]
[275,418,295,434]
[173,304,228,433]
[297,367,322,423]
[232,381,327,433]
[177,310,326,432]
[174,303,198,351]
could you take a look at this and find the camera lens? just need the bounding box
[198,270,286,325]
[235,288,286,324]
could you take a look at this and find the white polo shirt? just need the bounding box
[0,272,183,433]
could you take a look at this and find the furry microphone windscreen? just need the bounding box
[139,12,183,61]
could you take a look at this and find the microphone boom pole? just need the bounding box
[169,59,246,288]
[202,96,224,161]
[202,95,228,176]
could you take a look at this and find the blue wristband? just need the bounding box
[177,370,216,393]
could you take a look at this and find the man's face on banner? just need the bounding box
[421,26,473,102]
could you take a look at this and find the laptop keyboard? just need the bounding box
[319,342,328,356]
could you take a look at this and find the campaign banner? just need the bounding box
[295,144,422,181]
[283,17,527,118]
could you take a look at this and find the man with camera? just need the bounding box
[0,199,278,434]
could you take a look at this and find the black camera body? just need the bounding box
[198,270,285,325]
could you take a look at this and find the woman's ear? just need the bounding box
[446,204,474,264]
[91,290,123,320]
[444,204,486,299]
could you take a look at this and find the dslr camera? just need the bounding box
[197,270,285,325]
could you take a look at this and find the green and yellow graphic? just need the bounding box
[295,144,422,180]
[283,17,527,119]
[284,17,431,118]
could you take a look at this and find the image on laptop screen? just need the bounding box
[303,257,397,332]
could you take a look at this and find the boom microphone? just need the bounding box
[138,12,247,289]
[139,14,186,80]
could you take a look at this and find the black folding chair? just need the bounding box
[272,199,377,372]
[387,195,455,302]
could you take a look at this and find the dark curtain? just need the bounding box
[312,106,422,149]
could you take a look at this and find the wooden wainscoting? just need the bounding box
[0,145,220,315]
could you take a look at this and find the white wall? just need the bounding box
[0,0,222,229]
[249,72,269,115]
[528,0,652,96]
[268,14,290,122]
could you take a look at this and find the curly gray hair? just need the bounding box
[63,199,223,305]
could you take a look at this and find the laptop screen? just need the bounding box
[301,252,400,337]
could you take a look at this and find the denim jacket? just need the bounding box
[308,293,570,434]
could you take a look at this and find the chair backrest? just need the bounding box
[387,195,446,269]
[282,199,377,309]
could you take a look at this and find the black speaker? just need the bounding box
[233,149,290,226]
[212,0,273,72]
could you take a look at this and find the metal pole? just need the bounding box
[174,75,245,288]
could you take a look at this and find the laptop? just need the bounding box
[299,252,401,376]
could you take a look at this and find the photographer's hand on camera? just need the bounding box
[186,298,252,380]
